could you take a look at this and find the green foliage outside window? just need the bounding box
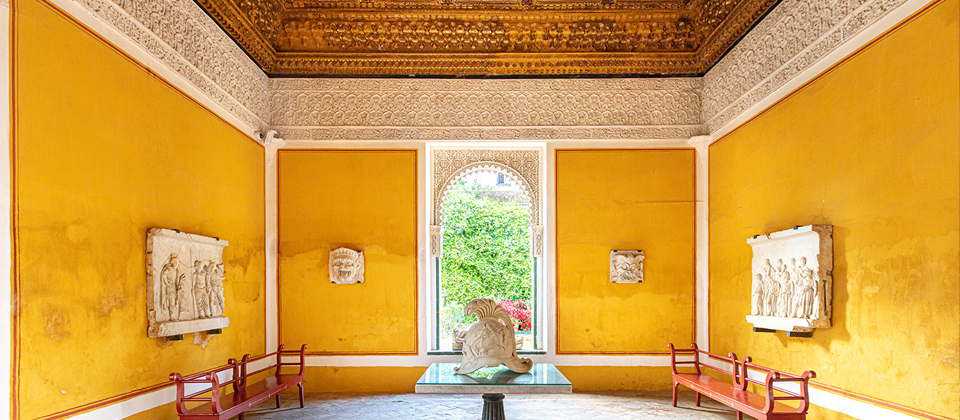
[440,179,532,333]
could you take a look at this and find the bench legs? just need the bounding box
[695,392,701,407]
[298,383,305,408]
[276,394,281,409]
[736,412,743,420]
[671,382,679,407]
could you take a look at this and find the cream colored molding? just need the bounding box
[703,0,915,134]
[432,148,542,226]
[51,0,269,133]
[268,78,705,141]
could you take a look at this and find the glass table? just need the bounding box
[416,363,572,420]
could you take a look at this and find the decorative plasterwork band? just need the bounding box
[268,78,705,141]
[58,0,269,130]
[702,0,911,132]
[432,149,541,226]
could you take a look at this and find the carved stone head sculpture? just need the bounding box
[329,247,364,284]
[610,250,644,283]
[455,298,533,375]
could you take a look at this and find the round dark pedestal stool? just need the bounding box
[481,393,506,420]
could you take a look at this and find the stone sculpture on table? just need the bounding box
[146,228,229,338]
[610,250,644,283]
[455,298,533,374]
[746,225,833,335]
[329,247,365,284]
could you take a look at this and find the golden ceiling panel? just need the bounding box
[195,0,779,75]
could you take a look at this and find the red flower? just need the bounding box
[498,299,532,331]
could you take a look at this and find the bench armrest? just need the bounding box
[275,344,308,376]
[169,372,224,415]
[667,342,700,375]
[761,370,817,414]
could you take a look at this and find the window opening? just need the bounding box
[437,171,536,351]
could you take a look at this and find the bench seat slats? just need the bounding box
[674,374,795,413]
[171,345,307,419]
[668,343,816,420]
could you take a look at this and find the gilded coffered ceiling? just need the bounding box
[196,0,778,76]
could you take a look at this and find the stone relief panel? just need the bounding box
[433,149,541,226]
[703,0,911,132]
[62,0,269,129]
[268,78,705,141]
[745,225,833,334]
[146,228,229,338]
[610,250,644,284]
[329,247,364,284]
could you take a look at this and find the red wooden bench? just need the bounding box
[170,344,307,419]
[668,343,815,420]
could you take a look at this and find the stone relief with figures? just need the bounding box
[610,250,644,284]
[746,225,833,335]
[146,228,229,338]
[329,248,365,284]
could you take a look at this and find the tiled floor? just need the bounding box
[247,392,740,419]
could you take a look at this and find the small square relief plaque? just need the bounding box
[610,250,644,283]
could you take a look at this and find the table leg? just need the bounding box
[481,393,505,420]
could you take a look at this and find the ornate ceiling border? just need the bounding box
[702,0,911,132]
[58,0,270,130]
[268,78,706,140]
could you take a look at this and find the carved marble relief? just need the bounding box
[610,250,644,284]
[455,299,533,375]
[746,225,833,334]
[329,248,364,284]
[146,228,229,338]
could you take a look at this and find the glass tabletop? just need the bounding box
[416,363,572,387]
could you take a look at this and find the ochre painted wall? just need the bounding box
[708,1,959,418]
[12,0,266,418]
[278,150,418,355]
[555,149,696,354]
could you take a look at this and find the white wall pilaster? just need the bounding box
[688,135,712,351]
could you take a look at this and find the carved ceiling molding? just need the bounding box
[189,0,780,75]
[268,78,705,140]
[59,0,269,129]
[432,149,541,226]
[703,0,911,132]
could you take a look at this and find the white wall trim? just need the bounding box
[688,135,712,352]
[1,2,12,420]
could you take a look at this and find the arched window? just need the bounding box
[429,149,544,352]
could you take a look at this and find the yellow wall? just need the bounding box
[708,1,959,418]
[278,150,418,355]
[555,149,696,354]
[12,0,266,418]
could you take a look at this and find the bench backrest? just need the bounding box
[233,344,308,394]
[668,342,817,414]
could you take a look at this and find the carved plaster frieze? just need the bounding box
[703,0,911,132]
[60,0,269,129]
[433,149,541,226]
[268,78,702,128]
[146,228,229,338]
[745,225,833,334]
[274,126,706,142]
